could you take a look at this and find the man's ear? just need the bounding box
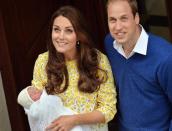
[135,12,140,24]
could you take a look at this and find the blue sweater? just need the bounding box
[104,33,172,131]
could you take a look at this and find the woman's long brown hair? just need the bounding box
[45,6,107,94]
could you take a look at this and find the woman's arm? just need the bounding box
[17,52,48,109]
[95,53,117,122]
[46,53,117,131]
[45,110,105,131]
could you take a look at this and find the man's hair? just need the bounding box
[107,0,138,16]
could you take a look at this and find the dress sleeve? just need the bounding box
[96,52,117,123]
[31,52,48,90]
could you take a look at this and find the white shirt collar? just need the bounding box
[113,25,148,59]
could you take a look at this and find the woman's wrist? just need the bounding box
[72,114,81,126]
[71,110,105,126]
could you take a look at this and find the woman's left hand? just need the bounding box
[45,115,76,131]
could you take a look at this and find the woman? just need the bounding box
[18,5,116,131]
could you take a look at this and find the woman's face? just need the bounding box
[52,15,77,60]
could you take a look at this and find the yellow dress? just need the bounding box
[31,51,117,131]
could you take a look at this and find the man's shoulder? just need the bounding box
[148,33,172,56]
[148,33,171,45]
[148,34,171,51]
[104,33,114,46]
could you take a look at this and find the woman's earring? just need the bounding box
[77,41,80,45]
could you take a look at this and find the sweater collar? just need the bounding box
[113,25,149,59]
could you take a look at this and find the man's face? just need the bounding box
[107,0,139,45]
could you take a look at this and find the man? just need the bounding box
[104,0,172,130]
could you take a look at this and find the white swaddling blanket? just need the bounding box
[25,90,91,131]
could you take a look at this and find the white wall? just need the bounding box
[0,72,11,131]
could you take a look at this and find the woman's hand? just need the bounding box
[45,115,76,131]
[27,86,42,101]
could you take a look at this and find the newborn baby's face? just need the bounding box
[27,86,42,101]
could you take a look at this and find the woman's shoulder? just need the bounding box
[36,51,49,62]
[95,49,108,62]
[34,51,49,66]
[95,49,111,70]
[38,51,48,58]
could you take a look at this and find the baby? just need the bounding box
[17,86,89,131]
